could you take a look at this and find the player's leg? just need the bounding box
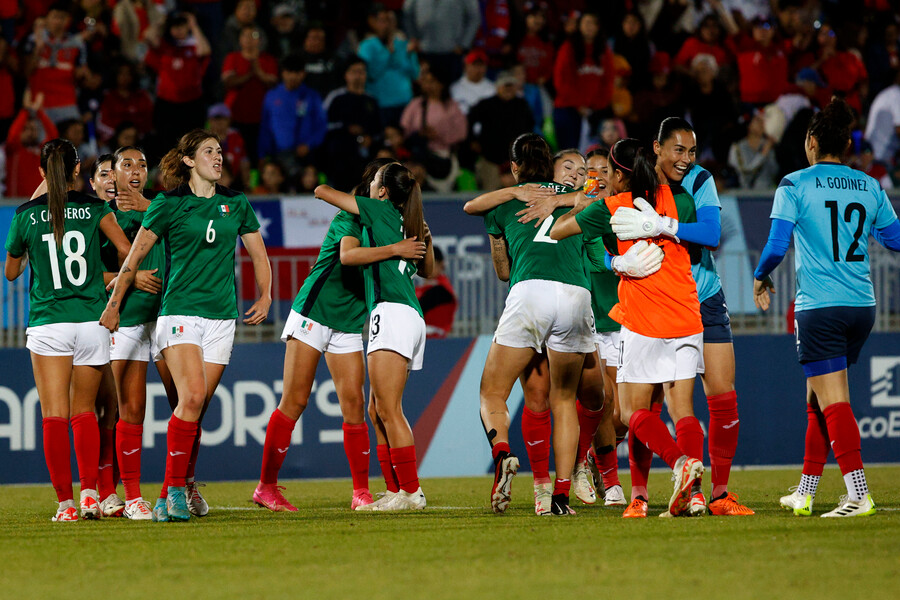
[781,383,828,515]
[71,363,105,519]
[546,348,586,515]
[520,353,553,514]
[368,388,400,504]
[591,355,626,506]
[94,364,123,516]
[665,377,706,516]
[112,357,152,519]
[573,347,605,505]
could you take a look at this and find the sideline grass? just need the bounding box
[2,466,899,599]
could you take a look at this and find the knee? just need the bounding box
[367,397,378,422]
[119,399,146,424]
[278,391,309,416]
[179,387,207,414]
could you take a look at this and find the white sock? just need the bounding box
[843,469,868,502]
[797,473,820,497]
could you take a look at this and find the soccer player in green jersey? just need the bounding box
[315,163,434,511]
[101,129,272,522]
[5,139,131,522]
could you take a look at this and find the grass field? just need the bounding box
[2,466,899,600]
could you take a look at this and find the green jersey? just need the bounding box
[291,210,367,333]
[5,191,113,326]
[355,196,423,317]
[583,236,620,332]
[100,200,166,327]
[483,182,588,289]
[142,184,260,320]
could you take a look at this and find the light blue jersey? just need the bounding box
[681,165,722,303]
[771,162,898,310]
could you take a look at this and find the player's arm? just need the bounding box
[488,233,511,282]
[240,230,272,325]
[752,218,794,311]
[463,184,555,216]
[100,226,159,331]
[515,190,581,226]
[4,252,27,281]
[872,219,900,252]
[339,235,426,266]
[549,192,595,240]
[315,185,359,215]
[417,221,435,278]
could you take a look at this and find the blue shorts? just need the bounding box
[794,306,875,366]
[700,288,733,344]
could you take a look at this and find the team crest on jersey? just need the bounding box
[172,325,184,338]
[219,204,230,216]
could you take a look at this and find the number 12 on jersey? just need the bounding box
[825,200,866,262]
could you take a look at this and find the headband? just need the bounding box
[609,148,632,173]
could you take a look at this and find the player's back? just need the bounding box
[773,162,897,310]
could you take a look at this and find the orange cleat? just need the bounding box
[622,497,648,518]
[708,492,755,516]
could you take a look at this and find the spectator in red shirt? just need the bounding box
[674,14,734,72]
[97,60,154,142]
[21,3,90,124]
[144,11,211,146]
[515,4,554,86]
[736,16,789,107]
[5,91,58,197]
[415,245,457,338]
[813,23,868,114]
[553,12,615,150]
[222,25,279,164]
[207,103,250,190]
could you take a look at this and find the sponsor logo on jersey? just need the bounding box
[172,325,184,338]
[219,204,230,216]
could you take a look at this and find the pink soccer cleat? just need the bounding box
[253,484,298,512]
[351,489,374,510]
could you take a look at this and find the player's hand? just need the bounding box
[116,186,150,212]
[99,306,120,332]
[135,269,161,294]
[610,197,679,240]
[753,277,775,311]
[610,240,664,278]
[393,236,426,260]
[515,186,557,225]
[243,296,271,325]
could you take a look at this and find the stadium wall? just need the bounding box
[1,334,898,484]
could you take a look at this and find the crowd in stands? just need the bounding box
[1,0,899,198]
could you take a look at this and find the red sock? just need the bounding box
[42,417,72,502]
[628,431,652,500]
[707,391,739,498]
[554,477,571,497]
[576,401,604,465]
[803,404,830,477]
[491,441,511,461]
[675,416,704,461]
[186,428,202,481]
[521,407,551,484]
[116,420,143,501]
[342,422,370,491]
[98,427,116,498]
[389,445,419,493]
[260,409,297,485]
[166,416,199,488]
[71,411,100,492]
[597,447,620,488]
[823,403,864,475]
[629,409,683,468]
[376,444,400,493]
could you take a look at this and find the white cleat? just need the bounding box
[185,481,209,517]
[80,489,101,520]
[573,461,597,505]
[356,491,397,512]
[688,491,707,517]
[372,487,426,511]
[52,499,78,522]
[534,482,552,516]
[603,484,626,506]
[821,494,876,518]
[100,493,126,517]
[780,487,814,516]
[123,498,154,520]
[666,457,703,517]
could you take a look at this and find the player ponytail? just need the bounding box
[159,129,220,189]
[610,138,659,208]
[40,139,80,248]
[380,162,425,243]
[807,98,854,159]
[509,133,553,183]
[657,116,694,144]
[353,157,397,196]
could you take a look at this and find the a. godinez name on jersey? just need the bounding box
[28,207,95,224]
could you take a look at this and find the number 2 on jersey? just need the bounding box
[533,215,557,244]
[42,231,87,289]
[825,201,866,262]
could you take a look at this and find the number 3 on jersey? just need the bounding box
[534,215,557,244]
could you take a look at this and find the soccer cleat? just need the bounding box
[534,482,552,516]
[821,494,876,518]
[80,489,101,520]
[573,460,597,504]
[351,489,374,510]
[666,457,704,517]
[372,487,426,511]
[708,492,755,516]
[603,485,626,506]
[151,498,169,522]
[490,452,519,514]
[780,487,814,516]
[185,481,209,516]
[253,484,298,512]
[550,493,576,516]
[587,449,603,499]
[688,491,707,517]
[355,491,396,512]
[166,486,191,521]
[124,499,153,520]
[622,497,648,519]
[52,500,79,522]
[100,493,126,517]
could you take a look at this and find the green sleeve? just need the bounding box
[355,196,381,229]
[237,195,261,236]
[575,201,620,255]
[4,214,25,257]
[333,211,362,239]
[483,206,502,236]
[99,202,114,220]
[673,190,697,225]
[142,193,170,237]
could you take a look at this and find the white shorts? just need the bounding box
[616,326,704,384]
[493,280,595,354]
[367,302,426,371]
[596,330,621,369]
[26,322,110,366]
[111,321,160,362]
[281,310,363,354]
[154,315,236,365]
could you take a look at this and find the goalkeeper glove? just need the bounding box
[610,240,664,278]
[610,197,679,241]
